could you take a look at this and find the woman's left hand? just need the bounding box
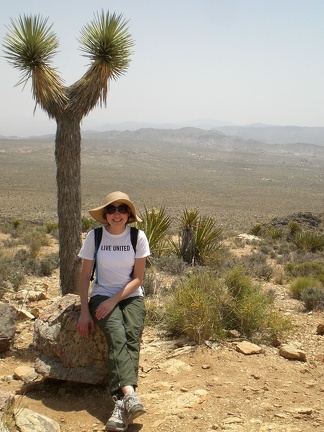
[95,297,117,320]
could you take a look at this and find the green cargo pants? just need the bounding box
[89,295,146,396]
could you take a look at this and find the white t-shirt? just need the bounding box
[78,225,150,298]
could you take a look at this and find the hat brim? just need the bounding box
[89,198,142,225]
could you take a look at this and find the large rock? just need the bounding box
[14,408,60,432]
[33,294,109,385]
[0,303,16,353]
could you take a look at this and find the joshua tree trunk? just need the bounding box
[55,117,82,295]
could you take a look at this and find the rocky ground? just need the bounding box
[1,262,324,432]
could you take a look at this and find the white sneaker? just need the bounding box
[106,397,129,432]
[123,391,146,422]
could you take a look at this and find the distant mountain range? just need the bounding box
[1,123,324,158]
[80,127,324,159]
[89,123,324,147]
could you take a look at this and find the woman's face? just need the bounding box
[104,201,130,228]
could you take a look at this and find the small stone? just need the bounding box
[236,341,262,355]
[316,323,324,335]
[13,366,38,383]
[279,344,307,362]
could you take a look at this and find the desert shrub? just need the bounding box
[40,253,59,276]
[143,269,162,296]
[285,261,324,284]
[165,269,228,344]
[300,287,324,311]
[224,265,254,300]
[21,229,49,259]
[46,222,59,233]
[164,265,291,343]
[144,297,166,326]
[82,216,97,232]
[272,267,285,285]
[292,231,324,252]
[203,246,235,274]
[138,206,172,258]
[0,252,26,291]
[45,222,59,240]
[12,218,21,229]
[223,266,280,337]
[152,255,188,275]
[239,252,273,281]
[289,277,322,300]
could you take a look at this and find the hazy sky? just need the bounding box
[1,0,323,137]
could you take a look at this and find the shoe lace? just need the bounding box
[124,392,140,409]
[111,398,124,421]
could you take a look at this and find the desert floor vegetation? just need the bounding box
[2,207,323,345]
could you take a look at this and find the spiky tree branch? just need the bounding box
[3,14,67,118]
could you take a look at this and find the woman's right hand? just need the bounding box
[77,311,95,338]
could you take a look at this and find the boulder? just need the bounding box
[33,294,109,385]
[14,408,60,432]
[0,303,16,353]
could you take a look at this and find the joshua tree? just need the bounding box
[3,11,134,295]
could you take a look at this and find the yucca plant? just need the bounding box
[194,215,223,264]
[292,230,324,252]
[265,226,284,240]
[138,206,172,257]
[288,221,301,237]
[249,223,262,236]
[170,209,222,265]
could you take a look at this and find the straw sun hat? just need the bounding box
[89,191,142,225]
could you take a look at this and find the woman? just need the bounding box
[77,191,150,432]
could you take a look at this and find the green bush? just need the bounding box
[285,261,324,284]
[165,266,291,344]
[46,222,59,234]
[40,253,59,276]
[82,216,97,232]
[289,277,322,299]
[223,266,279,338]
[300,287,324,311]
[165,270,228,344]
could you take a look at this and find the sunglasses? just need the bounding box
[105,204,129,215]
